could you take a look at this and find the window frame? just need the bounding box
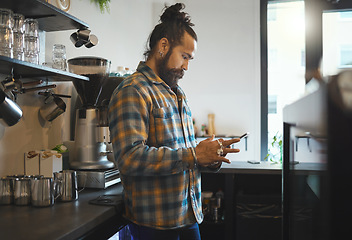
[261,0,352,162]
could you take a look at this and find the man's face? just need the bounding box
[157,32,197,88]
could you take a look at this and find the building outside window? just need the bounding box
[323,11,352,75]
[267,0,306,162]
[266,1,352,162]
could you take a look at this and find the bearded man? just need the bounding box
[108,3,239,240]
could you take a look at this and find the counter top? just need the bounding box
[218,161,282,174]
[217,161,325,175]
[0,184,125,240]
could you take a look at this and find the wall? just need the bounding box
[0,0,260,176]
[182,0,261,162]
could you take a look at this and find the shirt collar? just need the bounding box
[136,61,185,99]
[137,61,164,85]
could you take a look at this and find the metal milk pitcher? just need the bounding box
[30,177,55,207]
[14,178,31,205]
[0,177,13,204]
[54,170,79,201]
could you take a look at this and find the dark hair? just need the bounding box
[144,3,197,59]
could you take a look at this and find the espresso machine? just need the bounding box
[67,57,120,188]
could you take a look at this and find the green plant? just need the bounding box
[264,132,283,164]
[90,0,110,13]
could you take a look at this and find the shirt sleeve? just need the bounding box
[108,84,196,177]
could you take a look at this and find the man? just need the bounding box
[108,3,240,239]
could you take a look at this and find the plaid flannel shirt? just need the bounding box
[108,62,203,229]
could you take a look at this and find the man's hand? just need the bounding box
[195,135,240,167]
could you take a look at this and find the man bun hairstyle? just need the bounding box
[144,3,197,59]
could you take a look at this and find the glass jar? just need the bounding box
[52,44,67,70]
[0,8,13,28]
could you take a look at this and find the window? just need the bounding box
[268,48,278,69]
[268,95,277,114]
[300,49,305,67]
[340,45,352,67]
[268,4,277,21]
[339,11,352,20]
[323,10,352,76]
[266,0,306,162]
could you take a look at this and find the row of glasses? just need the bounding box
[0,8,39,64]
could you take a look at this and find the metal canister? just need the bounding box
[31,177,55,207]
[0,177,13,204]
[14,177,31,205]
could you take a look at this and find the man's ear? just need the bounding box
[159,37,170,54]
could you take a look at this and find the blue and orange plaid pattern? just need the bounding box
[108,62,203,229]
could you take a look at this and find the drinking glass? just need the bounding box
[24,35,39,53]
[0,8,13,28]
[24,51,39,64]
[13,13,24,32]
[24,18,38,37]
[13,31,24,51]
[12,32,24,60]
[0,26,13,57]
[24,35,39,64]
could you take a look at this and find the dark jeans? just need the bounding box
[128,222,201,240]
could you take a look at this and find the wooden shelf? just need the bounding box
[0,56,89,82]
[0,0,89,31]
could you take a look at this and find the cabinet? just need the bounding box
[200,166,282,240]
[0,0,89,82]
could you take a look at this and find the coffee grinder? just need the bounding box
[67,57,120,188]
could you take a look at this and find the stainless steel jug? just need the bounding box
[0,89,22,126]
[0,177,13,204]
[54,170,79,201]
[14,178,31,205]
[30,177,55,207]
[39,96,66,122]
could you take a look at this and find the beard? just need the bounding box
[157,52,184,89]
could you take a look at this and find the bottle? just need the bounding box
[215,189,224,221]
[193,118,198,138]
[116,66,125,77]
[201,124,207,137]
[215,189,224,208]
[208,113,215,136]
[123,67,133,77]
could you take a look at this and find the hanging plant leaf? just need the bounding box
[90,0,110,13]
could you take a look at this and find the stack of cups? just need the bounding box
[52,44,67,70]
[24,18,39,64]
[0,8,13,58]
[12,13,24,61]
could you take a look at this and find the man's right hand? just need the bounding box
[195,135,240,167]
